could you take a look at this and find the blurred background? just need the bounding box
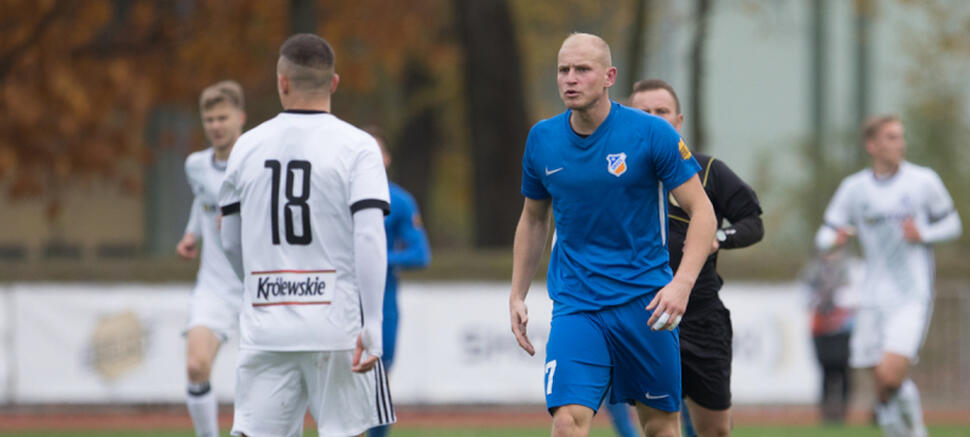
[1,0,969,433]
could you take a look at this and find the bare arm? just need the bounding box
[647,174,716,330]
[509,197,552,356]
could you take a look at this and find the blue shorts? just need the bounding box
[544,294,681,413]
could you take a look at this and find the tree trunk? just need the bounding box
[688,0,711,153]
[453,0,529,248]
[290,0,316,33]
[622,0,651,95]
[395,56,439,232]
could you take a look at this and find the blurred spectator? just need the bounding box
[802,248,861,424]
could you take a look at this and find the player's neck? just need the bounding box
[213,144,232,161]
[569,96,611,136]
[281,95,331,113]
[872,160,901,178]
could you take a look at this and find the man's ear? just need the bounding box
[278,73,289,96]
[330,73,340,94]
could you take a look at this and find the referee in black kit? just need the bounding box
[630,79,764,437]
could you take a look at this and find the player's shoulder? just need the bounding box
[840,168,872,187]
[184,147,213,172]
[899,161,942,182]
[389,182,417,205]
[529,111,568,137]
[229,116,277,156]
[615,103,680,146]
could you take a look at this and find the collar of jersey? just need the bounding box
[282,109,329,114]
[563,101,618,148]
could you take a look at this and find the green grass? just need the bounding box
[5,425,970,437]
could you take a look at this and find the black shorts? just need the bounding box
[680,298,732,410]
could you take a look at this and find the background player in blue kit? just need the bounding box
[509,33,717,437]
[631,79,764,437]
[367,127,431,437]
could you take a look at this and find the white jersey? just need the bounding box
[219,110,390,351]
[185,148,243,295]
[822,162,959,306]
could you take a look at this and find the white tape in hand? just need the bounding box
[666,315,683,331]
[651,312,671,330]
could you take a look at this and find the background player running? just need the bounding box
[815,115,961,437]
[630,79,764,437]
[366,127,431,437]
[219,33,393,437]
[176,80,246,437]
[509,33,716,437]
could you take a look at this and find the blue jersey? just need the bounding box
[521,101,700,316]
[382,182,431,366]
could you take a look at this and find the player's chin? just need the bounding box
[561,95,585,108]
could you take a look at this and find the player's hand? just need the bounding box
[902,218,922,242]
[646,277,691,331]
[176,233,198,259]
[833,228,854,247]
[510,298,535,356]
[352,332,379,373]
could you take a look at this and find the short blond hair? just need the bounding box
[199,80,244,112]
[862,114,900,140]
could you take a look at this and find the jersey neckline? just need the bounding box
[563,101,618,148]
[282,109,329,114]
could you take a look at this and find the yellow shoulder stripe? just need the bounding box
[702,157,716,188]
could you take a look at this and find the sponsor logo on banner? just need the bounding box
[250,269,336,307]
[83,311,151,381]
[606,153,628,177]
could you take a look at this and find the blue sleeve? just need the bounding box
[388,192,431,269]
[521,127,551,200]
[651,121,700,189]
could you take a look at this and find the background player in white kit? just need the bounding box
[816,115,962,437]
[219,33,393,437]
[176,80,246,437]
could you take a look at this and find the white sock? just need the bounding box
[187,382,219,437]
[895,379,928,437]
[876,400,907,437]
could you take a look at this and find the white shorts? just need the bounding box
[231,349,394,437]
[850,299,932,368]
[185,285,241,343]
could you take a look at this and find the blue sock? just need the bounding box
[682,405,698,437]
[605,400,638,437]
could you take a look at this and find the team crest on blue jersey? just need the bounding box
[606,153,628,177]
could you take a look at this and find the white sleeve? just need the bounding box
[354,207,388,357]
[219,157,244,279]
[220,212,244,279]
[184,197,203,238]
[919,172,962,243]
[348,138,391,215]
[183,157,202,237]
[822,179,854,230]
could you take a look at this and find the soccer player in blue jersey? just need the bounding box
[509,33,717,437]
[367,127,431,437]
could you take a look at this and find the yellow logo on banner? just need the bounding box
[678,138,692,160]
[87,311,147,381]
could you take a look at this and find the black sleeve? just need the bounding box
[708,159,764,250]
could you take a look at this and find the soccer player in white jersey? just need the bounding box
[816,115,962,437]
[176,80,246,437]
[219,33,392,437]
